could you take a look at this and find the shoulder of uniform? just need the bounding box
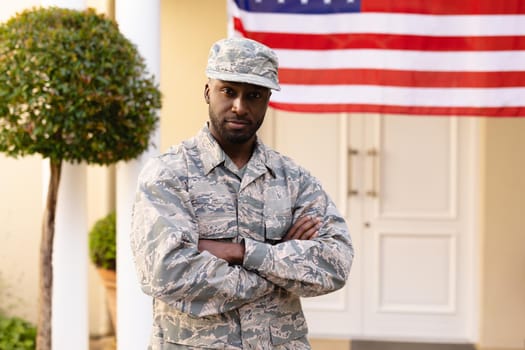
[138,145,189,184]
[263,146,306,175]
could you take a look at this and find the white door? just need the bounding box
[260,111,478,342]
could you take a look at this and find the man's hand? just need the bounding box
[198,240,245,265]
[283,216,321,242]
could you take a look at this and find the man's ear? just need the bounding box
[204,83,210,104]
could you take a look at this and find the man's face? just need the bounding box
[205,79,271,146]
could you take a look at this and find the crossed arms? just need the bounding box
[198,215,321,265]
[131,157,353,317]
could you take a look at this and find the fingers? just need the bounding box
[283,216,321,241]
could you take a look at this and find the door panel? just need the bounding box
[377,116,457,218]
[362,115,477,341]
[377,230,456,313]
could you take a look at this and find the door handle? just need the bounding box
[366,148,379,197]
[347,148,359,196]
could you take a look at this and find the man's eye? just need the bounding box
[249,91,262,99]
[222,88,235,96]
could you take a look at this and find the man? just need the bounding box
[131,37,354,349]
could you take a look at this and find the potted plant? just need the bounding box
[89,212,117,331]
[0,7,162,349]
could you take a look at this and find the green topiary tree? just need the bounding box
[0,7,162,350]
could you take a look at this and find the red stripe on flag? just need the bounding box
[278,69,525,88]
[361,0,525,14]
[233,18,525,51]
[269,102,525,117]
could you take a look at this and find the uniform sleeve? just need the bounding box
[130,156,275,317]
[242,173,354,297]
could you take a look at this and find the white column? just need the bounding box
[40,2,88,349]
[115,1,160,349]
[52,162,89,350]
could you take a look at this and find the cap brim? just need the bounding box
[206,69,280,91]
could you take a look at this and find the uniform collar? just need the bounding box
[197,124,276,178]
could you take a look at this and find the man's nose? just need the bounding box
[232,97,247,115]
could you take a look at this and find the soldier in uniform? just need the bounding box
[131,37,354,349]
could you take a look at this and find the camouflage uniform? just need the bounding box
[130,37,353,349]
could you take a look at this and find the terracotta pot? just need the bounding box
[97,268,116,331]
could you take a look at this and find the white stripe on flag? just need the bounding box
[271,85,525,107]
[275,49,525,71]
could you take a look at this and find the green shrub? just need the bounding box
[0,314,36,350]
[89,212,116,271]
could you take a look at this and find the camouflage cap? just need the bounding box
[206,37,280,91]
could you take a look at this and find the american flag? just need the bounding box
[228,0,525,117]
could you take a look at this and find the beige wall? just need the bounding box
[160,0,227,151]
[0,155,42,321]
[0,0,38,22]
[479,119,525,349]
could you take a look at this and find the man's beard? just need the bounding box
[209,112,264,145]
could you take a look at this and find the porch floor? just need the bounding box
[90,337,480,350]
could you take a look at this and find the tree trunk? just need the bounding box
[36,159,62,350]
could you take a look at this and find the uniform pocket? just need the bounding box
[269,312,309,346]
[160,313,229,349]
[263,188,293,242]
[191,192,236,240]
